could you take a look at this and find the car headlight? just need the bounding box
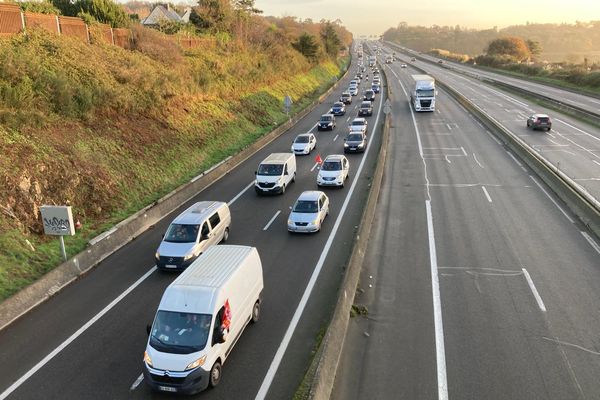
[287,219,293,225]
[311,219,319,225]
[144,351,153,367]
[186,355,206,371]
[344,143,349,147]
[358,143,365,148]
[183,253,194,261]
[155,251,160,260]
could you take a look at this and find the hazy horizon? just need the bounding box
[254,0,600,37]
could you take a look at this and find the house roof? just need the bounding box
[141,5,183,25]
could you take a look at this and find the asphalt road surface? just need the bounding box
[0,48,386,400]
[332,43,600,400]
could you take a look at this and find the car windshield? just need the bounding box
[352,120,366,126]
[164,224,199,243]
[295,136,309,143]
[321,116,333,122]
[257,163,283,176]
[347,134,363,142]
[361,103,371,108]
[149,311,212,354]
[293,200,318,213]
[333,102,344,108]
[322,161,342,171]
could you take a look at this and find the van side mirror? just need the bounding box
[254,171,257,175]
[146,324,151,336]
[161,233,165,239]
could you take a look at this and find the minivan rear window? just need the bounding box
[209,212,221,229]
[164,224,199,243]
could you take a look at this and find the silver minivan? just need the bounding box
[155,201,231,270]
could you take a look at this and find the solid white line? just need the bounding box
[529,175,575,223]
[0,267,158,400]
[426,201,449,400]
[485,130,502,145]
[310,162,319,172]
[393,65,448,400]
[333,134,339,141]
[254,80,385,400]
[506,151,527,171]
[130,373,144,391]
[262,210,281,231]
[593,160,600,168]
[228,181,255,206]
[481,186,493,203]
[522,268,547,312]
[581,232,600,255]
[555,118,600,144]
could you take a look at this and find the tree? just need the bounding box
[19,0,61,15]
[486,36,531,61]
[526,39,542,60]
[292,33,319,60]
[190,0,233,33]
[320,21,341,57]
[52,0,130,28]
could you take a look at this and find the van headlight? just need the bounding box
[186,355,206,371]
[183,253,194,261]
[144,351,153,367]
[155,251,160,260]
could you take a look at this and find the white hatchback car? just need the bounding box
[317,155,350,188]
[291,133,317,155]
[287,191,330,233]
[349,117,368,134]
[348,85,359,96]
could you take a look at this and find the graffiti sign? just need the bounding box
[40,205,75,236]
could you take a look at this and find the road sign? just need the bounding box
[383,99,392,115]
[283,95,293,115]
[40,205,75,262]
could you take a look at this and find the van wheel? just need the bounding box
[221,228,229,243]
[209,361,222,388]
[251,301,260,323]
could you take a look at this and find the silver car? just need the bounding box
[287,191,330,233]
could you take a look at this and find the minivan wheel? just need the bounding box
[209,361,222,388]
[221,228,229,243]
[251,301,260,323]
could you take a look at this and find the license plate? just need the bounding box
[159,386,177,392]
[165,265,177,269]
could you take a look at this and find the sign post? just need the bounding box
[40,205,75,262]
[383,98,392,115]
[283,95,293,119]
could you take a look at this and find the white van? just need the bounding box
[254,153,296,195]
[155,201,231,270]
[144,245,264,394]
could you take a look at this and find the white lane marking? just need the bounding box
[529,175,575,223]
[581,232,600,255]
[130,373,144,391]
[310,162,319,172]
[262,210,281,231]
[254,79,385,400]
[346,116,351,122]
[481,186,493,203]
[486,130,502,145]
[228,181,255,206]
[460,146,467,156]
[482,85,531,109]
[392,65,448,400]
[555,118,600,144]
[542,337,600,356]
[473,153,484,168]
[0,267,158,400]
[548,139,561,146]
[506,151,527,172]
[333,134,339,142]
[522,268,547,312]
[446,123,452,131]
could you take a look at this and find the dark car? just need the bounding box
[317,114,336,131]
[371,83,381,93]
[358,101,373,116]
[344,132,367,153]
[331,102,346,116]
[527,114,552,131]
[363,90,376,102]
[340,92,352,104]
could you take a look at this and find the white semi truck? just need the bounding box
[410,74,436,112]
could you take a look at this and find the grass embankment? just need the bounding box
[0,28,349,300]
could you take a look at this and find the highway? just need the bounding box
[390,43,600,117]
[384,46,600,202]
[0,50,386,399]
[332,44,600,400]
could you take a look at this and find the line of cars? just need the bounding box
[142,52,379,394]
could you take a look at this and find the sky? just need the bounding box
[254,0,600,36]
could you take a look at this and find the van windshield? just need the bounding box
[257,164,283,176]
[164,224,199,243]
[150,311,212,354]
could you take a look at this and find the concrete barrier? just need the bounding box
[307,61,391,400]
[0,59,352,332]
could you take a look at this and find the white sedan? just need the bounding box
[348,85,359,96]
[287,191,330,233]
[317,155,350,188]
[291,133,317,155]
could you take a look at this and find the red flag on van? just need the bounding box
[222,299,232,330]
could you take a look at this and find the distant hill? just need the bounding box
[384,21,600,63]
